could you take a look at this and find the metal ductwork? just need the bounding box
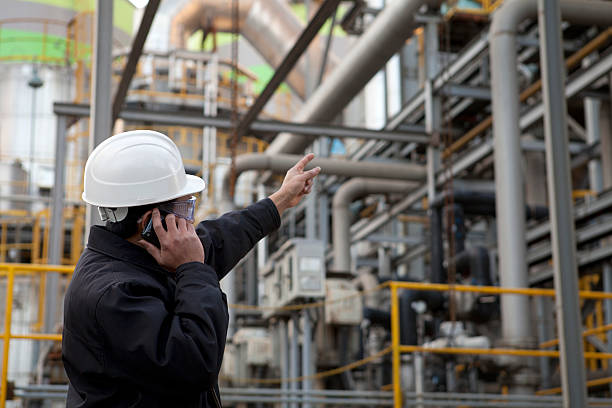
[220,153,426,204]
[266,0,441,156]
[332,178,416,272]
[490,0,612,347]
[170,0,337,99]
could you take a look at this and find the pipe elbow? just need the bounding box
[490,0,535,38]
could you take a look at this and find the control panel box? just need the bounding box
[260,239,326,316]
[325,279,363,325]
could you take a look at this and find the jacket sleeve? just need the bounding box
[196,197,281,280]
[95,262,228,394]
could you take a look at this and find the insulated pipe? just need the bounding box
[331,178,417,272]
[429,189,548,290]
[170,0,337,99]
[265,0,441,156]
[490,0,612,347]
[400,290,444,345]
[220,153,426,203]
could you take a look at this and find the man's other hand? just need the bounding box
[137,209,205,272]
[269,153,321,216]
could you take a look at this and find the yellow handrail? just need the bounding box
[0,266,15,408]
[386,281,612,408]
[3,266,612,407]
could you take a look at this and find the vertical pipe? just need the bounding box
[391,284,401,408]
[603,263,612,394]
[86,0,114,230]
[280,319,290,408]
[424,17,440,204]
[29,86,37,195]
[289,211,296,239]
[0,267,15,408]
[302,310,312,408]
[584,85,603,194]
[317,137,330,247]
[414,353,424,408]
[45,115,67,335]
[203,55,218,195]
[535,296,552,389]
[257,184,268,270]
[246,250,257,306]
[290,313,300,408]
[538,0,587,405]
[490,12,531,347]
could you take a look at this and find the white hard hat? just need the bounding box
[82,130,205,210]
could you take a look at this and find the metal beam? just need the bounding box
[520,51,612,130]
[538,0,587,405]
[386,32,489,130]
[111,0,161,124]
[235,0,341,138]
[439,84,491,100]
[54,102,430,144]
[88,0,113,229]
[89,0,113,147]
[528,215,612,265]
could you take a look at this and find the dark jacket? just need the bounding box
[62,198,280,408]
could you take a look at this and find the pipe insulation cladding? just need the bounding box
[170,0,338,99]
[220,154,426,203]
[331,178,418,272]
[490,0,612,348]
[265,0,443,156]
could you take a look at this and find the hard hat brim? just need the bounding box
[82,174,206,208]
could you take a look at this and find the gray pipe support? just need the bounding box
[266,0,441,156]
[490,0,612,347]
[332,178,417,272]
[221,153,425,204]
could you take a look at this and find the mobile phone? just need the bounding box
[141,212,168,248]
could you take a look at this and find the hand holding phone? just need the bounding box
[137,209,205,272]
[141,211,168,248]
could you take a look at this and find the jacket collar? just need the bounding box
[86,226,168,276]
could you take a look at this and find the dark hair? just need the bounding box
[105,204,156,238]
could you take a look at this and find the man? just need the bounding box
[62,130,320,407]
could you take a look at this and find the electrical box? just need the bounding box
[261,239,326,317]
[233,328,273,366]
[325,279,363,325]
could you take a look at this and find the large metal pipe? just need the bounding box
[332,178,416,272]
[490,0,612,347]
[170,0,337,99]
[220,153,426,203]
[266,0,441,156]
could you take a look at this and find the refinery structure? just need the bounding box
[1,0,612,407]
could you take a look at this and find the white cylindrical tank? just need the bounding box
[0,64,73,204]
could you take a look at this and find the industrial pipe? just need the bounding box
[170,0,337,99]
[400,290,444,346]
[331,178,417,272]
[220,154,426,203]
[490,0,612,347]
[265,0,442,156]
[429,189,548,287]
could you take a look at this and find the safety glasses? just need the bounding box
[158,196,197,222]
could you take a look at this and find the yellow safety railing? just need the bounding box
[0,263,73,408]
[386,281,612,408]
[4,266,612,407]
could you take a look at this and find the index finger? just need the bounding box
[294,153,315,172]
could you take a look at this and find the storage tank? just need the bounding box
[0,0,135,387]
[0,0,134,210]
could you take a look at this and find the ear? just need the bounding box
[138,210,154,234]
